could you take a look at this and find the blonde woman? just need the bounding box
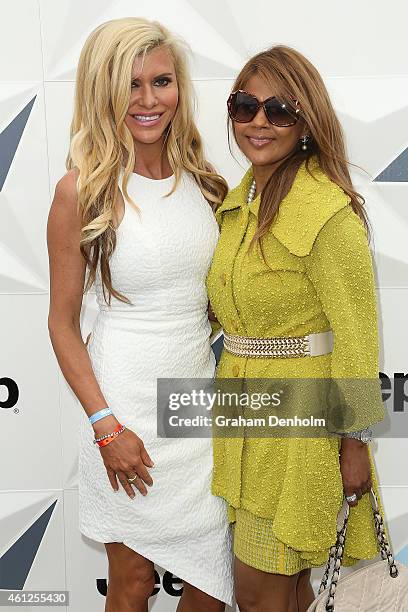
[206,46,388,611]
[47,17,233,612]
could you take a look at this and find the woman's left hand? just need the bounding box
[339,438,372,507]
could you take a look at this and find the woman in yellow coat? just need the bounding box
[206,46,387,611]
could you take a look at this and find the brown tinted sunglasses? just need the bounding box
[228,90,300,127]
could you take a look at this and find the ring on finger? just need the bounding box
[127,474,138,483]
[346,493,357,503]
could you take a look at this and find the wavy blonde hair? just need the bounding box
[227,45,370,256]
[66,17,228,305]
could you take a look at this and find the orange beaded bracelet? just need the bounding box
[93,424,126,448]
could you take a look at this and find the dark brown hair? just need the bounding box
[227,45,370,256]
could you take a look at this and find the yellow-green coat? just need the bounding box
[206,159,387,567]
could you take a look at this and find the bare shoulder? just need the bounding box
[54,167,79,206]
[47,167,84,256]
[47,167,87,324]
[49,167,81,230]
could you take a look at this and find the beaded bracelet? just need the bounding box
[93,424,126,447]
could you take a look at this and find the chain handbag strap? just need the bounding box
[317,488,399,612]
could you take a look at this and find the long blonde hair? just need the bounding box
[66,17,227,304]
[227,45,370,254]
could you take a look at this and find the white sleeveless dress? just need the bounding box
[78,169,233,606]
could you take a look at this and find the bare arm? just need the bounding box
[47,169,117,435]
[47,169,153,496]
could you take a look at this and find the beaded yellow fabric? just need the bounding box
[233,507,312,574]
[206,158,388,568]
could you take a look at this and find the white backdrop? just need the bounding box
[1,1,408,610]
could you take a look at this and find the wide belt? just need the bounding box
[223,330,334,359]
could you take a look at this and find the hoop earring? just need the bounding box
[300,134,310,151]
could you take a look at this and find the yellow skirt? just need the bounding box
[232,506,313,575]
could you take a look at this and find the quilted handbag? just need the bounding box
[306,488,408,611]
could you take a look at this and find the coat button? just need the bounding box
[232,365,240,377]
[220,272,227,286]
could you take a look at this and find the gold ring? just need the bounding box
[127,474,138,483]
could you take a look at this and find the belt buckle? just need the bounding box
[303,331,334,357]
[303,334,312,356]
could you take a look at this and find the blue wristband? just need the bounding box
[89,407,113,425]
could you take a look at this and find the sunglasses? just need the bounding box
[227,90,300,127]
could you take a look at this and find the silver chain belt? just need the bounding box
[223,330,334,359]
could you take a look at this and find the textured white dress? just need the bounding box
[78,169,233,606]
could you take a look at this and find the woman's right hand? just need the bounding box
[96,420,154,498]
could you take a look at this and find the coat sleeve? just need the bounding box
[303,204,385,433]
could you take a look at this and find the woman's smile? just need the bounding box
[247,135,276,148]
[129,111,164,128]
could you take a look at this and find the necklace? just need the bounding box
[247,178,256,203]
